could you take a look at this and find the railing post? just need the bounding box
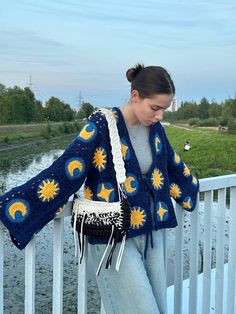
[174,204,184,314]
[78,236,88,314]
[24,237,36,314]
[53,218,64,314]
[227,187,236,314]
[215,188,226,314]
[202,190,213,314]
[188,194,199,314]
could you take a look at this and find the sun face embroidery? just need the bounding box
[37,179,60,202]
[182,196,193,210]
[151,168,164,190]
[6,198,30,223]
[183,163,191,177]
[65,157,86,180]
[77,122,97,142]
[130,207,146,229]
[97,183,115,202]
[156,202,169,222]
[93,147,107,171]
[174,152,181,165]
[170,183,182,199]
[120,138,131,161]
[154,134,162,155]
[124,174,139,196]
[84,186,93,200]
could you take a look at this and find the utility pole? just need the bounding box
[78,91,83,107]
[29,75,33,90]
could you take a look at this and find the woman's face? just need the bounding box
[131,90,174,126]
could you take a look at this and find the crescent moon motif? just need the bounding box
[124,174,138,196]
[154,134,162,154]
[65,157,85,180]
[6,199,30,223]
[77,122,97,143]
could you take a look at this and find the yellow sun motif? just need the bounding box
[170,183,181,199]
[183,164,191,177]
[37,179,60,202]
[130,207,146,229]
[174,152,181,164]
[121,142,129,159]
[93,147,107,171]
[151,168,164,190]
[97,184,114,202]
[157,203,169,221]
[84,186,93,200]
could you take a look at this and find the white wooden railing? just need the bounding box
[0,174,236,313]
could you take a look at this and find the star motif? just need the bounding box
[97,184,114,202]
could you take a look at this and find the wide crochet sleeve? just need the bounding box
[162,126,199,212]
[0,113,100,250]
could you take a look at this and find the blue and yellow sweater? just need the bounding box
[0,107,199,250]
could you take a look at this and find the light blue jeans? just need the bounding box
[89,229,167,314]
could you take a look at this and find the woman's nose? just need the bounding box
[155,110,164,120]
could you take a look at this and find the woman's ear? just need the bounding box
[130,90,140,103]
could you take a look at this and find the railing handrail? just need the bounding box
[56,174,236,220]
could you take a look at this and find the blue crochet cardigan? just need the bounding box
[0,107,199,250]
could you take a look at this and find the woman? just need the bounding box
[0,64,199,314]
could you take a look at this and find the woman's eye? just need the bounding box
[151,107,160,111]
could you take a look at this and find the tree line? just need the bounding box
[165,96,236,125]
[0,84,95,124]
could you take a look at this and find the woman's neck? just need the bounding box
[120,102,140,127]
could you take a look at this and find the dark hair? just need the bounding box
[126,63,175,98]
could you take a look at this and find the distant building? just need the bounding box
[167,98,179,112]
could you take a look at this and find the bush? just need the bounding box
[3,136,9,143]
[197,118,219,127]
[40,122,52,139]
[188,118,199,126]
[58,122,76,134]
[228,118,236,134]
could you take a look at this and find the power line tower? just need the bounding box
[29,75,33,90]
[78,91,83,106]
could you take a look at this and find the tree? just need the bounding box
[77,102,94,119]
[198,97,210,119]
[208,103,222,119]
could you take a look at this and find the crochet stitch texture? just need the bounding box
[0,107,199,249]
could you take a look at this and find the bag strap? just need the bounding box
[96,108,126,185]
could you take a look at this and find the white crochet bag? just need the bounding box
[71,108,131,276]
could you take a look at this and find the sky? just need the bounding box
[0,0,236,109]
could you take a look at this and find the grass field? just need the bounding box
[0,121,81,143]
[165,124,236,178]
[0,122,235,179]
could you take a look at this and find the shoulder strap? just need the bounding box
[98,108,126,184]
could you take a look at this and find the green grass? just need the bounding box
[0,121,83,143]
[165,125,236,179]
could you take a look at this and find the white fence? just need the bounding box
[0,174,236,313]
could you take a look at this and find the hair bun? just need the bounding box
[126,63,145,82]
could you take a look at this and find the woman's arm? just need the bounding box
[0,113,101,249]
[163,127,199,211]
